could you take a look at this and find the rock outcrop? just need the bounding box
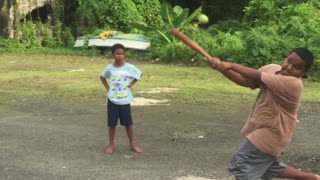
[0,0,54,38]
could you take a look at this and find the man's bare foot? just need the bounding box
[130,144,143,153]
[104,145,114,154]
[313,174,320,180]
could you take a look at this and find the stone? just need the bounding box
[0,0,55,38]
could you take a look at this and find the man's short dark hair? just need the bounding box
[111,44,125,54]
[292,48,314,71]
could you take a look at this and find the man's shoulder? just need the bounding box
[262,64,281,69]
[260,64,281,73]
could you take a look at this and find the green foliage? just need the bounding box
[1,0,320,75]
[243,0,291,24]
[132,0,164,28]
[186,30,245,65]
[247,0,320,69]
[10,0,74,49]
[0,38,26,53]
[193,0,320,71]
[52,0,63,23]
[0,0,9,13]
[131,3,203,45]
[157,43,197,63]
[19,21,41,48]
[75,2,99,35]
[208,20,249,34]
[279,3,320,39]
[168,4,203,33]
[128,3,205,62]
[110,0,144,31]
[212,32,244,61]
[34,22,61,48]
[75,0,112,35]
[62,27,75,48]
[240,25,292,67]
[75,0,158,34]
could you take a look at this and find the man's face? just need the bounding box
[113,48,125,63]
[280,52,306,78]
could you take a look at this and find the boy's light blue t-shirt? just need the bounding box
[101,63,142,105]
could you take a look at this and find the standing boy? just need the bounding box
[207,48,320,179]
[100,43,143,154]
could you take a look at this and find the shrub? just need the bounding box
[157,42,197,63]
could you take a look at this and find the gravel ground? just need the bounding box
[0,99,319,180]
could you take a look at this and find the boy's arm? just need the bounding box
[128,79,138,88]
[100,76,109,91]
[128,71,143,88]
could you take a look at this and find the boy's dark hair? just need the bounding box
[111,44,125,54]
[291,47,314,71]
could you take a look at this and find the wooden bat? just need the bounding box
[170,28,212,60]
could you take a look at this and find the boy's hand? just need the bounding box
[127,83,135,89]
[127,79,138,88]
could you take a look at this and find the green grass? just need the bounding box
[1,54,320,110]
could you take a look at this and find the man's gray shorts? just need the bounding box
[228,139,287,180]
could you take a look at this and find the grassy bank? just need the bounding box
[1,54,319,110]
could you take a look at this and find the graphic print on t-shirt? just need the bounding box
[101,63,142,105]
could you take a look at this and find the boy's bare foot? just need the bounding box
[104,145,114,154]
[130,144,143,153]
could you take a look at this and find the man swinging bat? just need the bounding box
[171,29,320,180]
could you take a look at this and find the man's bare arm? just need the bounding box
[208,58,258,88]
[221,70,258,88]
[230,63,261,83]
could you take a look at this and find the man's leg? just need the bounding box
[104,127,116,154]
[278,166,320,180]
[228,139,280,180]
[126,127,143,153]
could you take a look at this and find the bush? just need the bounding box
[63,28,75,48]
[19,21,41,48]
[110,0,144,31]
[156,42,197,63]
[0,38,26,53]
[208,20,249,34]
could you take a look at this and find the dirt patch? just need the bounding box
[176,175,230,180]
[131,97,170,106]
[131,87,178,106]
[0,99,319,180]
[138,87,179,94]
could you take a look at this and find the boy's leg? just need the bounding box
[104,127,116,154]
[118,104,143,153]
[105,100,119,154]
[277,166,320,180]
[126,126,143,153]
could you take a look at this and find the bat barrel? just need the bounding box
[170,28,211,60]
